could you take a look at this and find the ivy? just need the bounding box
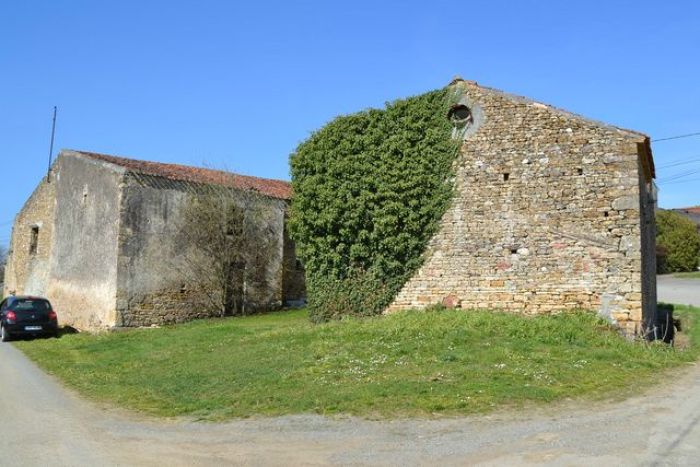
[289,87,461,321]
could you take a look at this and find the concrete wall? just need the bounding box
[46,154,123,328]
[389,81,653,335]
[115,173,294,326]
[3,176,56,297]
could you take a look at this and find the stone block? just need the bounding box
[612,196,639,211]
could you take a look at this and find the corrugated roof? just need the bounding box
[71,150,292,200]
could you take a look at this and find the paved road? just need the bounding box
[0,278,697,466]
[657,275,700,307]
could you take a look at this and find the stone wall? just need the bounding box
[389,81,654,335]
[638,156,658,335]
[3,176,56,297]
[46,154,123,329]
[282,224,306,304]
[116,173,292,327]
[6,150,306,330]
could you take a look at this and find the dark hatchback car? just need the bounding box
[0,296,58,342]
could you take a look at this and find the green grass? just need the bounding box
[14,306,700,420]
[673,271,700,279]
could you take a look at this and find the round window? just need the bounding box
[448,104,473,125]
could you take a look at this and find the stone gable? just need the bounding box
[3,176,56,298]
[388,80,656,335]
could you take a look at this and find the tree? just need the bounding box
[175,186,276,316]
[656,209,700,273]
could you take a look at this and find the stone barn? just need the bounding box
[388,79,657,335]
[3,150,306,330]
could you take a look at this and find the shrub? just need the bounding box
[289,87,460,321]
[656,209,700,273]
[306,268,396,322]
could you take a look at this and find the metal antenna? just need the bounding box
[47,106,57,181]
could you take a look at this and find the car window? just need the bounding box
[13,299,51,312]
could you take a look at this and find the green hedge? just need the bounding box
[289,87,461,321]
[656,209,700,273]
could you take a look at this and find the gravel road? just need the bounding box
[0,277,697,466]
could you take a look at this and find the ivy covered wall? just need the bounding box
[289,87,460,321]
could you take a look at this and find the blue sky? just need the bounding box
[1,0,699,247]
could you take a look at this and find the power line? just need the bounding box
[652,132,700,143]
[656,177,700,185]
[47,106,57,179]
[657,157,700,169]
[657,168,700,182]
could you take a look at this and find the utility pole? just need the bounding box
[47,106,57,181]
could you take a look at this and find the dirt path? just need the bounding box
[1,339,699,466]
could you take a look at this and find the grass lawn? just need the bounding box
[672,271,700,279]
[14,305,700,420]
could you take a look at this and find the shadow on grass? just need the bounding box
[11,326,79,342]
[57,326,79,337]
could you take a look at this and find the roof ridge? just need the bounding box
[454,79,650,139]
[64,149,292,200]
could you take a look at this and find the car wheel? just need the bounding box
[1,326,11,342]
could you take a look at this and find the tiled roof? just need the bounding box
[71,150,292,200]
[676,206,700,215]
